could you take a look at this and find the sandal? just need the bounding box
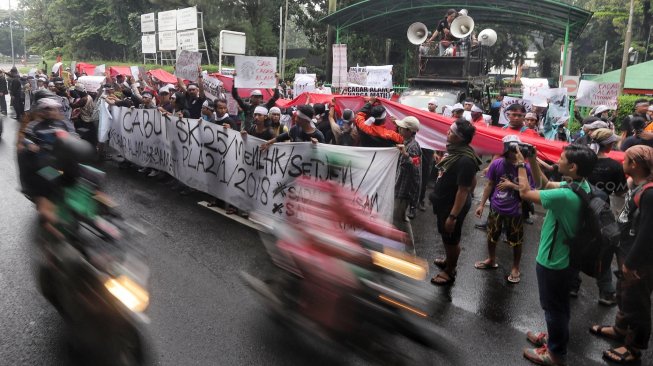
[526,331,548,347]
[474,261,499,270]
[507,272,521,284]
[433,258,446,270]
[589,325,625,341]
[603,346,641,364]
[430,271,455,286]
[226,207,237,215]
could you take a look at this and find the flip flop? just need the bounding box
[603,346,641,364]
[430,271,455,286]
[590,325,625,341]
[474,261,499,270]
[507,273,521,284]
[433,258,446,270]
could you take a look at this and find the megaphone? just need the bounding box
[478,28,498,47]
[450,15,475,39]
[407,22,429,45]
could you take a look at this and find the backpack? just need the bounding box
[563,182,620,278]
[634,182,653,209]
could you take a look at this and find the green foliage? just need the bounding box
[615,95,646,129]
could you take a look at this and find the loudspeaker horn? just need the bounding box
[478,28,497,47]
[407,22,429,45]
[450,15,475,39]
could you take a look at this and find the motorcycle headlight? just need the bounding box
[104,276,150,313]
[370,251,427,280]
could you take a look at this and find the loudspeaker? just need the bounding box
[450,15,475,39]
[478,29,498,47]
[407,22,429,45]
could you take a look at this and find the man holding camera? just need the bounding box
[474,135,535,284]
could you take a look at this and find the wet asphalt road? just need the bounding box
[0,109,648,365]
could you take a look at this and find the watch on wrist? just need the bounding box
[516,162,526,169]
[448,214,457,221]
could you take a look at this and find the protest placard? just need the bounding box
[140,13,155,33]
[234,56,277,89]
[202,75,224,101]
[158,10,177,31]
[130,66,141,81]
[105,106,398,223]
[365,65,393,88]
[499,96,533,125]
[225,94,239,115]
[141,34,157,54]
[174,50,202,82]
[176,7,198,31]
[332,44,348,88]
[293,74,316,96]
[177,29,199,52]
[77,76,106,93]
[521,78,550,106]
[158,31,177,51]
[342,86,393,99]
[575,80,620,109]
[94,64,106,76]
[347,66,367,86]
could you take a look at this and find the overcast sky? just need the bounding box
[0,0,11,10]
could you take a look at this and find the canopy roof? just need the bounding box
[321,0,593,41]
[592,60,653,91]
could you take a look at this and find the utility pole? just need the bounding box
[9,0,15,66]
[281,0,289,82]
[325,0,337,83]
[620,0,635,95]
[278,6,283,75]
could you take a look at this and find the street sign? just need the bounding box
[562,76,580,96]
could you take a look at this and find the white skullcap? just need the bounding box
[269,107,281,114]
[428,98,438,105]
[254,106,268,115]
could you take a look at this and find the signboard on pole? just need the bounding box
[177,29,199,52]
[158,10,177,31]
[561,76,581,96]
[142,34,157,54]
[234,56,277,89]
[176,6,198,31]
[158,31,177,51]
[140,13,155,33]
[175,50,202,82]
[332,44,347,88]
[575,80,620,109]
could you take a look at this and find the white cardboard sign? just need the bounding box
[140,13,155,33]
[176,7,198,31]
[177,29,199,52]
[234,56,277,89]
[175,50,202,82]
[575,80,620,109]
[142,34,157,54]
[158,10,177,31]
[158,31,177,51]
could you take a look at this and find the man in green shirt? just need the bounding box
[516,144,597,366]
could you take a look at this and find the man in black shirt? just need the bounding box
[231,72,280,132]
[8,67,24,121]
[620,99,651,139]
[262,105,324,150]
[621,117,653,151]
[0,70,7,115]
[429,118,482,285]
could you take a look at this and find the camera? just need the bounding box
[508,142,535,158]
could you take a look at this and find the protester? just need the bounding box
[214,98,238,130]
[392,116,421,236]
[427,98,438,113]
[620,99,651,139]
[523,112,541,138]
[70,84,97,147]
[262,105,324,149]
[354,97,403,147]
[268,107,288,136]
[518,144,598,366]
[158,88,173,113]
[589,145,653,364]
[240,106,275,140]
[419,101,439,212]
[474,135,535,284]
[9,67,24,121]
[313,103,334,144]
[490,92,507,126]
[231,72,280,132]
[574,117,608,145]
[429,118,482,285]
[0,70,7,115]
[200,100,215,122]
[503,104,529,133]
[451,103,464,119]
[470,104,485,126]
[426,8,458,55]
[567,128,626,306]
[620,117,653,151]
[328,105,358,146]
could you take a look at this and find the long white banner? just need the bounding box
[105,106,398,222]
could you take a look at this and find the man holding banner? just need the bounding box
[231,72,280,132]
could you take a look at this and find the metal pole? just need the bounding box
[646,26,653,62]
[602,40,608,74]
[9,0,15,66]
[281,0,289,81]
[23,10,27,61]
[620,0,635,95]
[561,21,570,84]
[278,6,283,74]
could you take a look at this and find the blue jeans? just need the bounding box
[536,263,571,359]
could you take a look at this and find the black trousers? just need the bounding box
[419,148,434,204]
[615,265,653,350]
[0,93,7,114]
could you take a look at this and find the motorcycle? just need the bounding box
[241,177,460,365]
[30,131,152,365]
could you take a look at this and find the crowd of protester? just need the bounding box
[4,62,653,365]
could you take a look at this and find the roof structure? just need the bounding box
[592,60,653,93]
[320,0,593,41]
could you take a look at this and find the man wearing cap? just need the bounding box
[200,100,215,122]
[241,105,275,140]
[470,104,486,126]
[136,91,157,110]
[158,88,173,114]
[231,72,280,132]
[451,103,464,119]
[430,118,482,285]
[328,105,358,146]
[354,97,403,147]
[474,135,535,284]
[262,105,325,150]
[427,99,438,113]
[522,112,541,138]
[268,107,288,136]
[574,117,609,146]
[393,116,422,234]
